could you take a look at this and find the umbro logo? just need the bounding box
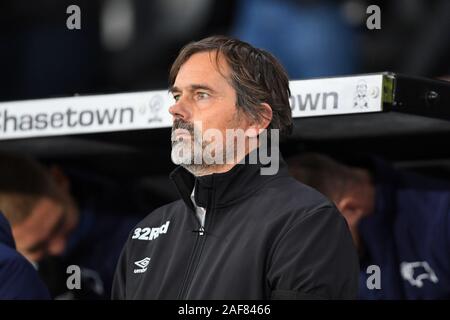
[134,257,151,274]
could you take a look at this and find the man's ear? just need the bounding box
[336,196,365,227]
[245,103,273,138]
[48,166,70,192]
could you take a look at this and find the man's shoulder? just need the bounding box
[0,244,50,299]
[244,175,342,228]
[0,242,21,265]
[0,243,39,281]
[264,175,335,211]
[134,199,185,227]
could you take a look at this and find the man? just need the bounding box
[0,152,139,299]
[287,153,450,299]
[0,211,50,299]
[112,36,359,300]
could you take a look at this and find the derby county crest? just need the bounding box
[353,80,368,109]
[148,95,163,123]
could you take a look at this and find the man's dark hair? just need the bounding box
[0,152,63,224]
[169,35,293,139]
[287,153,362,202]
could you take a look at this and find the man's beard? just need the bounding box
[170,119,239,176]
[171,119,202,168]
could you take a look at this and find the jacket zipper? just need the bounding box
[177,197,215,299]
[177,227,203,299]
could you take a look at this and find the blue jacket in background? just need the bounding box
[358,158,450,299]
[0,212,50,300]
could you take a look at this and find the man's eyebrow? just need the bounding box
[189,84,216,93]
[169,85,180,93]
[169,84,216,93]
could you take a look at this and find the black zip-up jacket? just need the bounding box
[112,154,359,299]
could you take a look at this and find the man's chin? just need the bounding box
[171,145,191,164]
[181,163,218,177]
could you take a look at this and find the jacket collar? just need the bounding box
[169,147,289,211]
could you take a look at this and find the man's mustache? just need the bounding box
[172,119,194,132]
[171,119,194,141]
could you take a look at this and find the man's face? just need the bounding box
[12,197,74,262]
[169,51,247,171]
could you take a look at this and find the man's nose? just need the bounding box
[169,98,191,121]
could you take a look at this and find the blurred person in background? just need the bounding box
[287,153,450,299]
[0,211,50,300]
[0,152,139,299]
[231,0,361,79]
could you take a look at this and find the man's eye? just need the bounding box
[173,94,180,101]
[196,92,210,100]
